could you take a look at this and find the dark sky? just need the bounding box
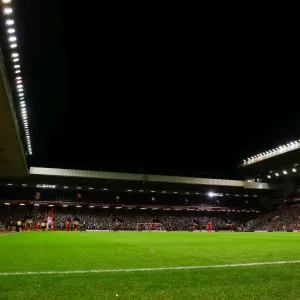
[8,0,299,177]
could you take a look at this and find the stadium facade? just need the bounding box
[0,166,284,215]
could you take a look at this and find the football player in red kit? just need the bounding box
[206,222,212,233]
[36,221,41,231]
[65,221,70,231]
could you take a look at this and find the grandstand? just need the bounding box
[0,166,283,211]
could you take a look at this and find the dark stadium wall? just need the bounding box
[258,196,272,211]
[284,180,296,198]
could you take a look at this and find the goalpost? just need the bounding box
[137,223,163,231]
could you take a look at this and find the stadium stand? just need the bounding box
[252,205,300,232]
[0,163,286,234]
[0,204,249,232]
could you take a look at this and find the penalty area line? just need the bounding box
[1,260,300,276]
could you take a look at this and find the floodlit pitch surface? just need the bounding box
[1,232,300,299]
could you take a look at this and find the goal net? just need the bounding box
[137,223,163,231]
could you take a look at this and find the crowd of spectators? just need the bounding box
[4,203,300,232]
[0,207,246,231]
[253,207,300,231]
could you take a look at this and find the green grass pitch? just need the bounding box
[1,231,300,299]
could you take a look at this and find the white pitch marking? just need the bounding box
[1,260,300,276]
[0,233,15,237]
[220,235,300,240]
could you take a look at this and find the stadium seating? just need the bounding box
[253,206,300,231]
[0,205,251,232]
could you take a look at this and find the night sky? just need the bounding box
[7,0,299,177]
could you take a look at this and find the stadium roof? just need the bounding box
[1,0,32,154]
[0,0,29,177]
[0,47,28,177]
[29,167,282,191]
[240,139,300,168]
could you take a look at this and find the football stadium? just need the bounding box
[1,2,300,300]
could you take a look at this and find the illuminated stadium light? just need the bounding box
[102,188,108,191]
[63,186,68,189]
[1,3,33,155]
[76,205,82,208]
[267,175,271,178]
[275,173,279,176]
[103,206,109,208]
[127,189,132,192]
[195,192,199,195]
[7,183,12,186]
[4,203,10,205]
[3,7,12,15]
[207,192,222,197]
[89,206,95,208]
[8,35,16,42]
[292,168,297,172]
[139,190,144,192]
[185,192,190,194]
[88,187,94,190]
[19,203,25,206]
[48,204,54,207]
[62,205,68,207]
[5,19,14,25]
[173,191,178,194]
[7,28,15,34]
[162,191,167,193]
[151,190,155,193]
[283,170,288,175]
[243,140,300,167]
